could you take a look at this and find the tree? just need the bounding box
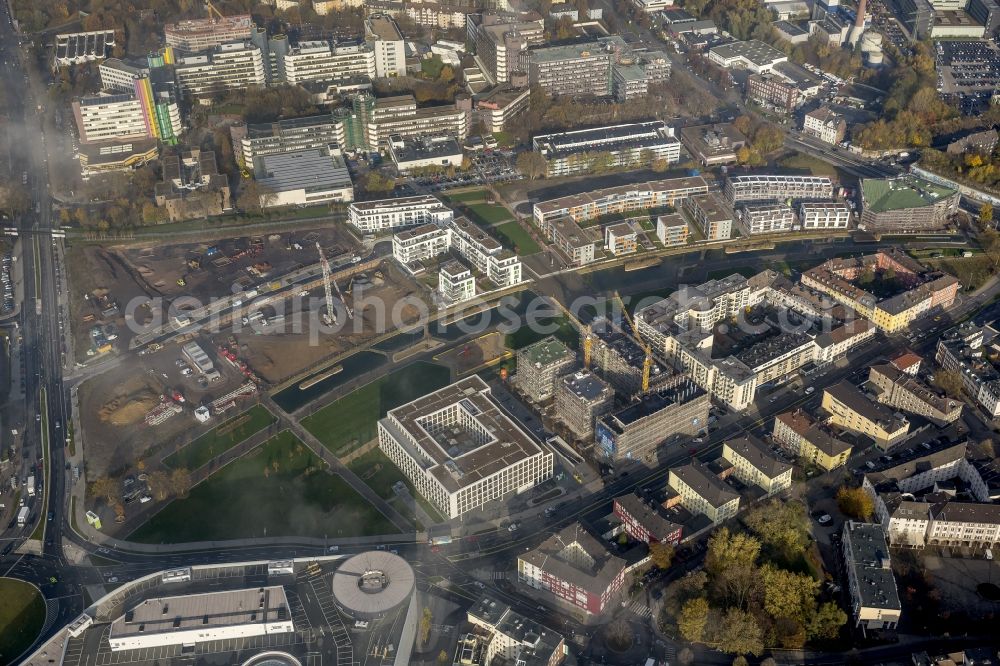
[147,470,171,501]
[90,477,120,506]
[678,597,710,642]
[706,528,761,608]
[836,485,874,521]
[649,541,674,569]
[732,657,749,666]
[437,649,449,664]
[743,499,809,558]
[980,202,994,227]
[516,151,548,180]
[236,180,267,215]
[714,608,764,656]
[418,607,432,645]
[605,619,633,651]
[170,468,192,498]
[933,368,964,399]
[0,184,31,218]
[808,601,847,640]
[759,564,819,622]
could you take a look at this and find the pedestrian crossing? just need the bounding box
[627,600,652,618]
[491,571,506,580]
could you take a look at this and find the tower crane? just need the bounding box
[613,291,653,393]
[205,0,225,20]
[316,242,353,324]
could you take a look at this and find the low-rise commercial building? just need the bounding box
[667,461,740,525]
[109,587,294,651]
[708,39,788,73]
[679,123,747,166]
[388,135,464,173]
[251,149,353,208]
[803,106,848,145]
[154,149,230,222]
[532,121,681,177]
[721,435,793,496]
[736,202,796,235]
[842,521,901,633]
[555,370,615,439]
[773,409,853,470]
[377,375,553,519]
[822,381,910,450]
[800,201,851,230]
[595,379,710,462]
[859,176,960,232]
[349,195,453,233]
[868,362,962,425]
[516,336,576,402]
[78,139,159,176]
[724,174,835,204]
[614,492,684,545]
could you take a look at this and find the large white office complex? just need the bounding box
[365,15,407,78]
[377,375,554,519]
[174,42,266,98]
[231,114,345,166]
[72,94,154,144]
[531,122,681,177]
[282,39,376,86]
[348,195,453,233]
[108,587,294,651]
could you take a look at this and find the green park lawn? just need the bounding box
[129,432,398,543]
[493,221,541,255]
[349,448,445,522]
[163,404,276,470]
[302,362,451,456]
[504,315,579,351]
[466,202,513,226]
[0,578,45,663]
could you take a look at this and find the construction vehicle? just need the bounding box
[614,291,653,393]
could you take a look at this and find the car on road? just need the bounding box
[814,512,833,525]
[805,386,815,395]
[47,511,53,521]
[508,522,519,532]
[107,576,118,583]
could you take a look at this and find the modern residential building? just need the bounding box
[531,121,681,177]
[724,174,835,204]
[548,216,599,266]
[555,371,615,440]
[391,222,451,265]
[800,201,851,230]
[516,336,576,402]
[801,251,960,333]
[935,323,1000,418]
[533,177,709,231]
[773,409,853,470]
[813,319,878,364]
[164,14,254,52]
[708,39,788,73]
[588,317,671,397]
[684,194,734,241]
[678,123,747,166]
[108,587,294,651]
[448,216,523,288]
[174,41,266,98]
[868,363,962,425]
[656,213,689,246]
[821,381,910,450]
[377,375,554,519]
[736,202,796,235]
[721,435,793,497]
[605,223,638,256]
[466,597,567,666]
[54,30,116,66]
[614,492,684,546]
[467,12,545,85]
[858,176,960,232]
[251,149,354,208]
[518,523,634,616]
[842,521,901,633]
[365,15,407,77]
[439,260,477,304]
[595,379,710,462]
[348,195,453,233]
[667,461,741,525]
[803,106,848,145]
[527,41,613,98]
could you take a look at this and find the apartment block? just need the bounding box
[667,461,740,525]
[656,213,689,246]
[377,375,553,518]
[822,381,910,450]
[448,217,522,288]
[527,41,612,98]
[595,380,710,463]
[605,223,638,256]
[721,435,793,497]
[391,223,451,265]
[800,201,851,230]
[935,323,1000,418]
[684,194,734,241]
[439,260,477,304]
[736,202,795,235]
[516,336,576,402]
[869,363,962,425]
[365,15,407,77]
[174,42,266,98]
[349,195,453,233]
[842,522,901,632]
[532,121,681,177]
[555,370,615,440]
[465,597,566,666]
[613,492,684,546]
[773,409,852,470]
[548,217,598,266]
[724,174,835,204]
[803,106,847,145]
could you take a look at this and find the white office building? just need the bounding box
[72,94,150,144]
[377,375,554,518]
[252,149,354,208]
[283,39,376,85]
[108,587,294,651]
[531,121,681,177]
[348,195,453,233]
[365,15,407,77]
[174,42,265,98]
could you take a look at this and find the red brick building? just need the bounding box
[613,493,684,546]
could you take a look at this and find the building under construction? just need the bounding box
[595,378,710,463]
[515,336,576,402]
[555,370,616,440]
[589,317,670,398]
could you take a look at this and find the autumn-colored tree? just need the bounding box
[90,477,120,506]
[170,468,192,498]
[147,470,171,502]
[933,368,964,399]
[980,202,994,227]
[836,485,874,521]
[649,541,674,569]
[714,608,764,656]
[418,607,432,645]
[678,597,710,642]
[516,151,548,180]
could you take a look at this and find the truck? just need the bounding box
[26,474,35,496]
[17,506,29,526]
[428,535,452,546]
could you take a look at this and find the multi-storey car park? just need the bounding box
[377,375,554,519]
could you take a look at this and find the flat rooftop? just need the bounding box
[709,39,786,66]
[843,522,900,612]
[861,176,957,214]
[529,40,608,62]
[380,375,548,493]
[601,380,706,433]
[254,150,352,193]
[110,587,290,640]
[561,370,613,403]
[520,336,573,368]
[533,176,709,217]
[366,15,403,41]
[350,194,445,212]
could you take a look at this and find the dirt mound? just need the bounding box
[97,377,162,427]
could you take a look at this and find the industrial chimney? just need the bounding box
[849,0,868,46]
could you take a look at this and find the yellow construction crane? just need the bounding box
[613,291,653,393]
[205,0,225,20]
